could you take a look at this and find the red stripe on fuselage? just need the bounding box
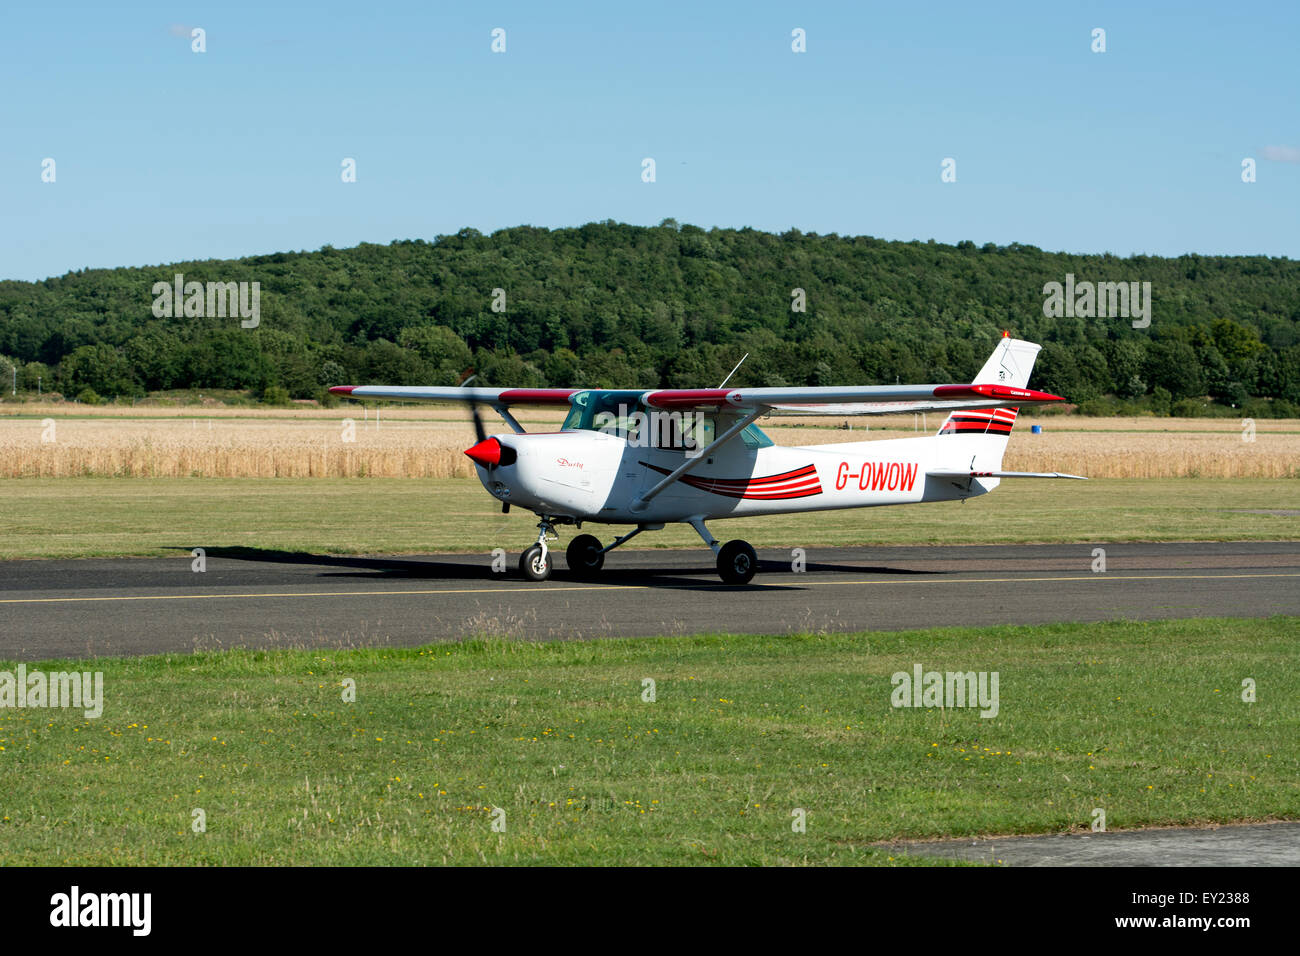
[640,462,823,499]
[682,464,818,488]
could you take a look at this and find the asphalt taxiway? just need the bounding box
[882,820,1300,866]
[1,541,1297,659]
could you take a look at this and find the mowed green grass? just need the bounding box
[1,477,1297,560]
[0,617,1294,865]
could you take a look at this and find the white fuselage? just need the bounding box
[472,430,1000,525]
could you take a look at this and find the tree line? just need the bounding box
[1,220,1297,416]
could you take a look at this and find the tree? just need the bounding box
[184,330,271,390]
[1210,318,1264,364]
[1144,341,1204,400]
[397,325,473,384]
[1100,338,1146,396]
[363,339,429,385]
[125,331,185,390]
[543,348,582,386]
[19,360,50,391]
[476,350,545,388]
[318,360,347,387]
[59,344,137,397]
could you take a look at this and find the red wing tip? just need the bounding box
[328,386,356,395]
[934,384,1065,402]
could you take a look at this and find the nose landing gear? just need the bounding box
[518,518,557,581]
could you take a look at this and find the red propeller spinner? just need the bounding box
[464,437,503,467]
[464,437,517,468]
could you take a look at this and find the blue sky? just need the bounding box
[2,1,1297,281]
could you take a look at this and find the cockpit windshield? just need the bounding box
[561,390,773,450]
[561,390,645,432]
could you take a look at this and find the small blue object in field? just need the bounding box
[1031,425,1043,434]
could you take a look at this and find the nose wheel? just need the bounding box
[518,545,551,581]
[519,518,557,581]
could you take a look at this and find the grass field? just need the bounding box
[0,477,1297,560]
[2,412,1297,479]
[0,617,1293,865]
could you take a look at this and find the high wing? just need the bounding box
[329,386,578,405]
[329,382,1066,417]
[640,383,1066,416]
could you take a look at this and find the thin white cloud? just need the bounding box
[1260,145,1300,163]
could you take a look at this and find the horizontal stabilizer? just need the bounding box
[927,470,1088,480]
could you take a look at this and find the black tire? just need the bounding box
[519,545,552,581]
[716,540,757,585]
[565,534,605,575]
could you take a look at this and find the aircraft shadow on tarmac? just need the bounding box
[191,547,942,591]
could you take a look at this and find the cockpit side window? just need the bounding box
[563,391,773,452]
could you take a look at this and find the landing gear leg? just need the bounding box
[686,517,720,555]
[519,518,556,582]
[687,517,758,585]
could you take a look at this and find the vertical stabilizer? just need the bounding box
[935,336,1042,470]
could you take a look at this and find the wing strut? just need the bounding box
[630,408,765,513]
[493,406,527,434]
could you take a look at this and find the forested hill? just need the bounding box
[2,221,1298,415]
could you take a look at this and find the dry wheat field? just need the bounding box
[1,408,1296,479]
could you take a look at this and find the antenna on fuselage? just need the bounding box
[717,353,749,388]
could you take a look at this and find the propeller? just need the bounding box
[459,372,488,444]
[458,371,515,469]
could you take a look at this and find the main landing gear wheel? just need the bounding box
[565,534,605,576]
[716,539,757,585]
[519,544,552,581]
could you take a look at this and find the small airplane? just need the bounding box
[331,334,1084,584]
